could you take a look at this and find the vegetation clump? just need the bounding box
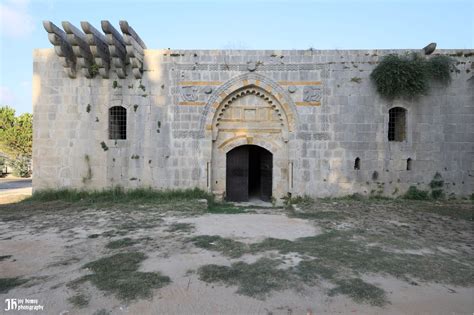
[198,258,293,299]
[328,278,388,306]
[89,64,99,78]
[68,293,90,308]
[403,186,430,200]
[105,237,139,249]
[100,141,109,151]
[193,229,474,292]
[0,106,32,177]
[429,172,444,199]
[78,252,170,300]
[371,53,453,99]
[0,277,28,293]
[189,235,247,258]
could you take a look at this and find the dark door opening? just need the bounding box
[226,145,272,202]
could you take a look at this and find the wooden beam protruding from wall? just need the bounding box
[119,20,147,78]
[43,20,77,78]
[62,21,95,78]
[101,20,127,79]
[81,21,111,78]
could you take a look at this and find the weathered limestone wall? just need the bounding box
[33,48,474,199]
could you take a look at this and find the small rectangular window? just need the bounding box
[109,106,127,140]
[388,107,406,141]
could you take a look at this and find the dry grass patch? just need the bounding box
[71,252,170,301]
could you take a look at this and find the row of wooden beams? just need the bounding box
[43,20,146,79]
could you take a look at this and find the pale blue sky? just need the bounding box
[0,0,473,114]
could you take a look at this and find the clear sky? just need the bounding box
[0,0,473,114]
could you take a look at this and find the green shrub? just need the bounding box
[428,55,453,84]
[431,189,444,200]
[10,156,31,177]
[89,64,99,78]
[429,172,444,189]
[403,186,430,200]
[371,54,453,99]
[429,172,444,199]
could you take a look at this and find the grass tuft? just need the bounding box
[189,235,248,258]
[207,203,247,214]
[293,259,337,284]
[105,238,139,249]
[0,277,28,293]
[328,278,388,306]
[78,252,170,300]
[68,293,90,308]
[403,186,431,200]
[198,258,293,299]
[27,187,214,205]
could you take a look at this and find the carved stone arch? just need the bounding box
[200,73,298,137]
[211,85,290,141]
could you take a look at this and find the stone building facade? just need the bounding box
[33,21,474,202]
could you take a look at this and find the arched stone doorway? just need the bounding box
[226,145,272,202]
[204,75,297,202]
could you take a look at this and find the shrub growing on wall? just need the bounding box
[427,55,453,84]
[370,54,453,99]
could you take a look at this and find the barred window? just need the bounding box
[388,107,406,141]
[109,106,127,140]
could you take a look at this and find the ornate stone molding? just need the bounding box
[200,73,299,138]
[180,86,199,102]
[175,63,325,72]
[303,86,322,102]
[213,87,286,130]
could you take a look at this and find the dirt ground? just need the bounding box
[0,195,473,315]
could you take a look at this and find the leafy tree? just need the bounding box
[0,106,15,132]
[0,106,32,177]
[0,106,32,158]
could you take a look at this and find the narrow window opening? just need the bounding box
[406,158,412,171]
[109,106,127,140]
[388,107,407,141]
[354,157,360,170]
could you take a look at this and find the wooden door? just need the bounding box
[226,146,249,201]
